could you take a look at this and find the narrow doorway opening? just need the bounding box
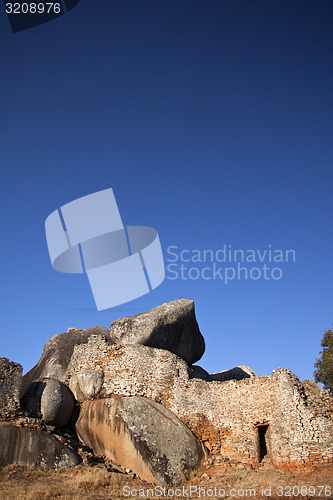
[256,424,269,462]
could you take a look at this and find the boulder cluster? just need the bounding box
[0,299,226,486]
[2,298,331,483]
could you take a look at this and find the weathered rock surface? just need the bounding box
[69,370,104,402]
[210,365,257,381]
[302,379,333,418]
[21,326,111,395]
[76,397,207,486]
[0,422,81,468]
[21,378,75,427]
[0,358,22,419]
[110,299,205,365]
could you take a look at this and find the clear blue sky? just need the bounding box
[1,1,332,382]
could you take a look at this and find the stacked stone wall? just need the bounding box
[67,335,333,471]
[0,358,22,419]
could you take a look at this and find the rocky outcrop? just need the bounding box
[76,397,207,486]
[110,299,205,365]
[21,326,111,395]
[0,422,81,468]
[210,365,257,381]
[0,358,22,419]
[2,298,333,477]
[21,378,75,427]
[69,370,104,402]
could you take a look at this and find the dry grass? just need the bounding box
[1,462,333,500]
[0,464,125,499]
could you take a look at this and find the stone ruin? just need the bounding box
[0,299,333,485]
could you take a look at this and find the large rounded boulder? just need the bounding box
[21,378,75,427]
[76,396,207,486]
[110,299,205,365]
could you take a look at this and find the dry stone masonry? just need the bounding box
[67,334,333,471]
[0,358,22,419]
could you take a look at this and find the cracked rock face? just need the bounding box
[0,422,81,469]
[76,396,207,486]
[110,299,205,365]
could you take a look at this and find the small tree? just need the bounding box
[314,328,333,392]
